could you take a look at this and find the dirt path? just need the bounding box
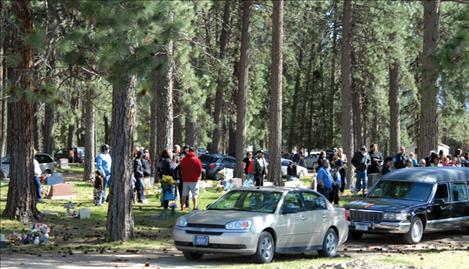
[1,232,467,269]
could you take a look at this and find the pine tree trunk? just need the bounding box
[103,115,109,144]
[352,84,362,148]
[67,124,75,150]
[43,103,55,155]
[173,80,183,147]
[302,42,315,149]
[268,0,283,186]
[210,0,231,154]
[287,35,305,152]
[0,3,4,158]
[418,0,440,159]
[83,87,95,182]
[153,41,174,157]
[106,74,136,242]
[340,0,354,173]
[2,0,40,222]
[33,104,40,150]
[328,6,338,146]
[234,0,251,178]
[389,61,400,154]
[185,109,197,147]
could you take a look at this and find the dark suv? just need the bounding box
[199,154,236,180]
[344,167,469,244]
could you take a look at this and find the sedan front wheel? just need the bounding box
[253,231,275,263]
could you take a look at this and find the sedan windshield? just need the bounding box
[368,181,433,202]
[208,190,282,213]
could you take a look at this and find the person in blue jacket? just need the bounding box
[96,144,112,204]
[316,159,333,198]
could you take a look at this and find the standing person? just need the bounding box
[316,151,327,170]
[142,149,151,192]
[336,147,347,193]
[33,149,43,202]
[134,150,147,204]
[158,149,175,209]
[172,145,189,209]
[96,144,112,203]
[329,160,342,205]
[368,144,383,188]
[253,150,267,186]
[382,157,393,175]
[93,171,104,206]
[408,152,418,167]
[393,146,407,169]
[316,159,333,198]
[243,152,254,186]
[298,148,305,167]
[180,147,202,211]
[352,145,371,195]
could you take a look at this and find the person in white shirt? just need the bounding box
[33,149,43,202]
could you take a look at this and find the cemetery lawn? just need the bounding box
[0,165,222,254]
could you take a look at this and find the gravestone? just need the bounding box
[59,158,70,169]
[47,183,73,200]
[46,173,65,185]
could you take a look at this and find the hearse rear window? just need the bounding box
[451,183,468,202]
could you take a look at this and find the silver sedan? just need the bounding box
[173,187,348,263]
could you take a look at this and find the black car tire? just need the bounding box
[350,230,363,240]
[253,231,275,263]
[403,216,424,244]
[182,251,203,261]
[318,228,338,257]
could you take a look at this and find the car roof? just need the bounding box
[381,167,469,183]
[234,186,311,193]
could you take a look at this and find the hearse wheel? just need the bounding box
[318,228,338,257]
[403,216,424,244]
[183,251,204,261]
[254,231,275,263]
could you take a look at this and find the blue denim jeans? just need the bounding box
[355,170,368,193]
[33,176,42,200]
[102,174,111,203]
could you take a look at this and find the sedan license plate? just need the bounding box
[193,235,209,247]
[355,223,368,231]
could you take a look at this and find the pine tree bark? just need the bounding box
[0,1,5,158]
[328,5,338,146]
[2,0,40,222]
[106,74,136,242]
[173,80,183,147]
[210,0,231,154]
[287,32,305,152]
[268,0,283,186]
[389,61,400,154]
[153,41,174,158]
[234,0,251,178]
[340,0,354,171]
[67,124,75,150]
[418,0,440,159]
[83,86,95,182]
[103,115,109,144]
[185,108,197,147]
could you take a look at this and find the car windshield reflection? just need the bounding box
[208,190,282,213]
[367,180,433,202]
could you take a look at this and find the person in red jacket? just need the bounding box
[180,147,202,210]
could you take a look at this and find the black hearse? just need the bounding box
[345,167,469,244]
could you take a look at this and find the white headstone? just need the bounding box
[79,208,91,219]
[59,158,70,169]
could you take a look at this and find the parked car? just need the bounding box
[174,187,348,263]
[199,154,236,180]
[344,167,469,244]
[281,159,308,178]
[1,153,56,178]
[54,147,85,163]
[304,152,319,170]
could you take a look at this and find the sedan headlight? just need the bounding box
[383,212,408,221]
[176,216,188,227]
[225,220,252,230]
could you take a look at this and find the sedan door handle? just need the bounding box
[322,215,327,219]
[300,216,307,221]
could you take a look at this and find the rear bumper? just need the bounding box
[173,227,258,255]
[349,221,411,234]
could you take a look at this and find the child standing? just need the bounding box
[94,171,104,205]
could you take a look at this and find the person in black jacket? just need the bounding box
[393,146,407,169]
[159,149,174,209]
[382,157,393,175]
[368,144,383,188]
[351,145,371,195]
[134,150,147,204]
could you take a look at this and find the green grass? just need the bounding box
[0,173,222,254]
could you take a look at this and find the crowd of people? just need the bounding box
[92,144,203,211]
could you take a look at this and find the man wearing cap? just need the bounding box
[253,150,267,186]
[96,144,112,204]
[351,145,371,195]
